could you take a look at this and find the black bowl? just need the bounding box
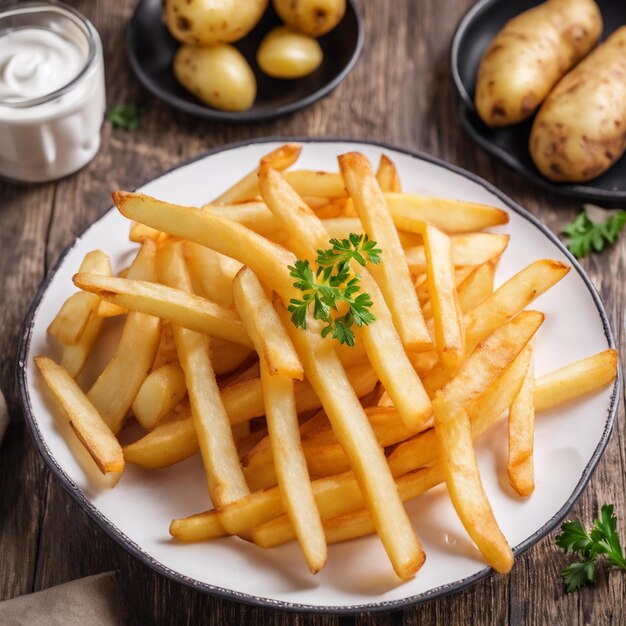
[128,0,363,123]
[451,0,626,205]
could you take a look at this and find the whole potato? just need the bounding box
[165,0,268,46]
[475,0,602,127]
[257,27,323,78]
[530,27,626,182]
[173,44,257,112]
[273,0,346,37]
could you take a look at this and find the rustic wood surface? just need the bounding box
[0,0,624,624]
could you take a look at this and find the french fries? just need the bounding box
[507,352,535,496]
[73,273,253,349]
[339,152,431,351]
[234,266,326,573]
[87,242,161,433]
[37,145,619,584]
[35,356,124,474]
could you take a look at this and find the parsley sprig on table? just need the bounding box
[106,104,141,131]
[556,504,626,592]
[562,205,626,258]
[288,234,382,347]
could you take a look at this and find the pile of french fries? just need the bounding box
[36,144,618,581]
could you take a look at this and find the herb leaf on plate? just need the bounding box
[563,205,626,258]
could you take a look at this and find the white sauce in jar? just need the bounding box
[0,4,106,183]
[0,28,84,102]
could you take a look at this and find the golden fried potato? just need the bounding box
[257,27,323,78]
[530,26,626,182]
[165,0,268,46]
[273,0,346,37]
[173,44,256,112]
[475,0,602,127]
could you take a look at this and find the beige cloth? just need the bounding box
[0,572,121,626]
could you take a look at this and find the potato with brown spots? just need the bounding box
[165,0,268,46]
[475,0,602,127]
[273,0,346,38]
[173,44,257,112]
[530,26,626,182]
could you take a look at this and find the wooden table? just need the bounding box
[1,0,624,623]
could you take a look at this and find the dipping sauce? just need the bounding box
[0,28,85,102]
[0,3,105,183]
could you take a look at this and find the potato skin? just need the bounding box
[273,0,346,37]
[475,0,602,127]
[173,44,257,112]
[530,27,626,182]
[165,0,268,46]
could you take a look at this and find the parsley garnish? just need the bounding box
[555,504,626,592]
[562,205,626,259]
[106,104,141,131]
[287,234,381,346]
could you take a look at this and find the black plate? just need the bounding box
[451,0,626,205]
[128,0,363,123]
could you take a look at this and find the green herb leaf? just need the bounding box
[562,207,626,258]
[106,104,141,131]
[288,234,381,346]
[556,504,626,592]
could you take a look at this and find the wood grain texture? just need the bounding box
[0,0,624,624]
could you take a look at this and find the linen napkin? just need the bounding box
[0,572,121,626]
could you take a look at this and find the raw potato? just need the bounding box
[173,44,257,112]
[257,27,323,78]
[530,26,626,182]
[273,0,346,37]
[475,0,602,127]
[165,0,268,46]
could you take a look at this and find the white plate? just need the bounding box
[17,139,620,613]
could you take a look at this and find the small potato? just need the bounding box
[165,0,268,46]
[273,0,346,37]
[257,27,323,78]
[530,26,626,182]
[173,44,257,112]
[475,0,602,127]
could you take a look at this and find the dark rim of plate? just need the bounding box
[127,0,364,123]
[16,137,621,614]
[449,0,626,205]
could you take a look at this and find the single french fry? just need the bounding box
[163,242,250,513]
[233,262,325,572]
[339,152,432,351]
[123,407,198,469]
[257,361,327,572]
[508,352,535,497]
[232,267,303,380]
[385,193,509,233]
[152,322,177,370]
[423,224,465,371]
[170,509,227,542]
[434,311,544,574]
[35,356,124,474]
[48,250,112,345]
[404,234,510,274]
[60,315,105,378]
[258,168,432,432]
[464,259,570,354]
[534,348,618,411]
[376,154,402,192]
[132,362,187,430]
[73,273,253,349]
[212,143,302,204]
[282,170,347,198]
[87,242,161,433]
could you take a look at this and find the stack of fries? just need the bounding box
[36,144,618,580]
